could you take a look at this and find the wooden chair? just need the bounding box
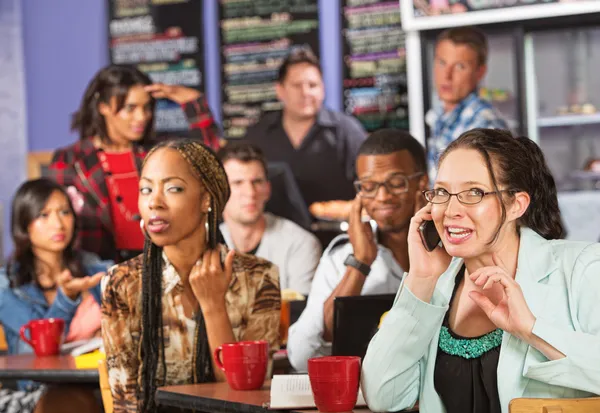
[510,397,600,413]
[0,325,8,353]
[98,358,113,413]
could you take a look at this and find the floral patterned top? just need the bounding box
[100,246,281,413]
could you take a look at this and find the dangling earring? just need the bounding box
[205,207,212,244]
[140,218,150,239]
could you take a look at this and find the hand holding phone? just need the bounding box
[407,204,452,281]
[418,220,441,252]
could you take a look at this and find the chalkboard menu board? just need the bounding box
[341,0,408,132]
[107,0,204,134]
[218,0,320,139]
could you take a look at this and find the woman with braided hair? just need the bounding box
[101,138,281,413]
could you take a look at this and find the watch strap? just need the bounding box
[344,254,371,276]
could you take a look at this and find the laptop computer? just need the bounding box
[331,294,396,359]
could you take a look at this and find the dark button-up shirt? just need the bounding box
[244,108,367,208]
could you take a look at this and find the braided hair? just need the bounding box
[138,138,231,413]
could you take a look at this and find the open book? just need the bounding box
[269,374,367,410]
[60,337,103,356]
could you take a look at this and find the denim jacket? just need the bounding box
[0,251,114,355]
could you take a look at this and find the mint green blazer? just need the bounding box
[361,228,600,413]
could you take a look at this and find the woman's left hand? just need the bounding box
[190,250,235,314]
[58,270,105,301]
[468,253,536,342]
[144,83,201,104]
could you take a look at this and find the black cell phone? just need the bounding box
[418,220,441,252]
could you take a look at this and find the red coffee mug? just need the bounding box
[213,340,268,390]
[308,356,361,413]
[19,318,65,357]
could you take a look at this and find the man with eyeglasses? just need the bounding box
[287,129,429,372]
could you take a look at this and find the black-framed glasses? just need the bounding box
[423,188,517,205]
[354,173,423,198]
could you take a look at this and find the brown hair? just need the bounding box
[71,65,154,144]
[439,128,565,242]
[217,142,268,177]
[277,48,322,83]
[9,179,84,289]
[436,26,488,66]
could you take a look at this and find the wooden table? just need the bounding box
[156,381,418,413]
[0,354,98,384]
[155,381,374,413]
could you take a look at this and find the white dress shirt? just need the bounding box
[220,212,322,295]
[287,234,404,372]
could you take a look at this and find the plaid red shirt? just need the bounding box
[48,97,220,261]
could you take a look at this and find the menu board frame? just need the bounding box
[401,0,600,31]
[217,0,321,140]
[107,0,205,135]
[340,0,409,132]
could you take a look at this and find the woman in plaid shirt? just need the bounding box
[48,65,220,262]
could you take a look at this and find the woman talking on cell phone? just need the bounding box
[48,65,221,263]
[361,129,600,413]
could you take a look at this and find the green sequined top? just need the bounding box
[433,266,502,413]
[438,325,502,359]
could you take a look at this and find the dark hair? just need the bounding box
[217,142,268,178]
[138,139,230,413]
[358,129,427,173]
[436,26,488,66]
[277,48,322,83]
[71,65,154,144]
[8,179,83,289]
[439,128,565,241]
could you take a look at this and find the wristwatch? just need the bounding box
[343,254,371,277]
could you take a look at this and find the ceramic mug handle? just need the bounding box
[213,346,226,372]
[19,323,34,347]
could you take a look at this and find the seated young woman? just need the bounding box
[0,178,114,413]
[101,138,281,413]
[361,129,600,413]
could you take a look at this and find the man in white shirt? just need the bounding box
[287,129,429,372]
[217,142,322,296]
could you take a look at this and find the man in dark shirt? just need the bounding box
[244,49,368,209]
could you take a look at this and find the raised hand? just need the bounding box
[144,84,201,104]
[189,249,235,314]
[468,253,536,341]
[348,195,377,266]
[407,202,452,280]
[57,270,104,301]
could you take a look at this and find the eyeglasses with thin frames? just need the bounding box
[422,188,517,205]
[354,173,424,198]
